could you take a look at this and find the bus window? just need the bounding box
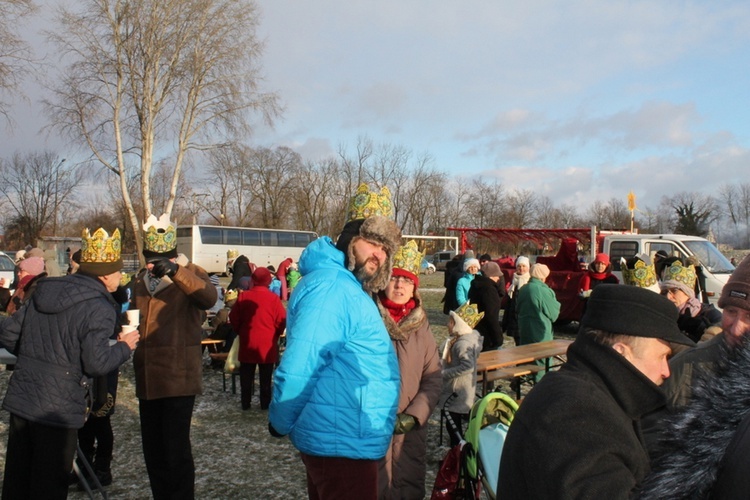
[224,229,242,245]
[294,233,312,246]
[200,227,222,245]
[176,227,192,238]
[243,230,260,246]
[277,232,295,247]
[261,231,277,246]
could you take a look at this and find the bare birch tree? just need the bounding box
[45,0,279,258]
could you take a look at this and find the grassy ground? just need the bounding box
[0,271,560,498]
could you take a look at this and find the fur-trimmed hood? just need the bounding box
[375,291,427,342]
[336,216,402,293]
[640,337,750,498]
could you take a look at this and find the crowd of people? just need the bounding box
[1,181,749,499]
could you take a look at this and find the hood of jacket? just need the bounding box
[31,273,112,314]
[376,291,427,342]
[640,337,750,499]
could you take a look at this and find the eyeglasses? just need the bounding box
[660,288,680,296]
[390,276,414,286]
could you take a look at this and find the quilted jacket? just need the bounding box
[269,236,400,460]
[0,273,132,429]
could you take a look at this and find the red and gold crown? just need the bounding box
[81,228,122,264]
[393,240,423,276]
[346,183,393,222]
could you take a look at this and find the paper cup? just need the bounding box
[126,310,140,326]
[121,324,138,335]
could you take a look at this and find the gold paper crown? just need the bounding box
[393,240,423,276]
[455,301,484,329]
[662,261,697,288]
[621,257,657,288]
[346,183,393,222]
[81,228,122,263]
[227,249,239,259]
[142,214,177,253]
[224,289,239,303]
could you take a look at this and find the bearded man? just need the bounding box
[269,184,402,500]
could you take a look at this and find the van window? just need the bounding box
[647,242,683,261]
[609,241,639,271]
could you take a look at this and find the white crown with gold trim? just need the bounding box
[81,228,122,264]
[142,214,177,253]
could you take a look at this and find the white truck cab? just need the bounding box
[602,234,735,306]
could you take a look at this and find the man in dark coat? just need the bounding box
[468,261,505,351]
[0,228,139,499]
[132,214,217,500]
[497,285,694,499]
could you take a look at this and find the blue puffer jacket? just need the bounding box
[269,236,400,460]
[0,273,132,429]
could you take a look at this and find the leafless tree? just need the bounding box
[503,188,537,228]
[0,151,80,246]
[246,146,302,228]
[45,0,280,260]
[0,0,35,121]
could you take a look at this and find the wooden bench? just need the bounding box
[477,364,546,399]
[209,352,240,394]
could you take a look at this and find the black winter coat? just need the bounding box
[468,274,505,351]
[0,274,132,429]
[498,332,664,499]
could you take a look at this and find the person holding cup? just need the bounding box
[0,227,139,499]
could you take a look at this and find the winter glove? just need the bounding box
[150,259,178,278]
[393,413,417,435]
[579,289,592,299]
[268,422,285,438]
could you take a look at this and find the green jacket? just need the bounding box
[515,277,560,344]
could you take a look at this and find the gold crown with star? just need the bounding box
[393,240,423,276]
[346,183,393,222]
[662,261,697,288]
[81,227,122,264]
[621,257,658,288]
[142,214,177,253]
[455,301,485,329]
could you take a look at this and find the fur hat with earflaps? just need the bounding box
[335,183,402,292]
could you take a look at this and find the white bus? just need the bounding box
[176,225,318,275]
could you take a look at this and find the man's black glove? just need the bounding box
[393,413,418,434]
[268,422,285,438]
[150,259,178,278]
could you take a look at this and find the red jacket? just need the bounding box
[229,285,286,364]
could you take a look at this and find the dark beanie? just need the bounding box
[251,267,272,288]
[719,256,750,311]
[580,284,694,346]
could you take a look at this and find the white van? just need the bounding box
[432,250,457,271]
[602,234,735,306]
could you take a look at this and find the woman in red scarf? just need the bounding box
[579,253,619,298]
[374,241,442,500]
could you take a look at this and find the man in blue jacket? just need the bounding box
[269,184,402,500]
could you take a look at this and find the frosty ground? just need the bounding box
[0,274,463,499]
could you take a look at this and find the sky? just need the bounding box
[4,1,750,213]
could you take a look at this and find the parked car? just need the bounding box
[432,250,457,271]
[421,258,436,274]
[0,251,16,291]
